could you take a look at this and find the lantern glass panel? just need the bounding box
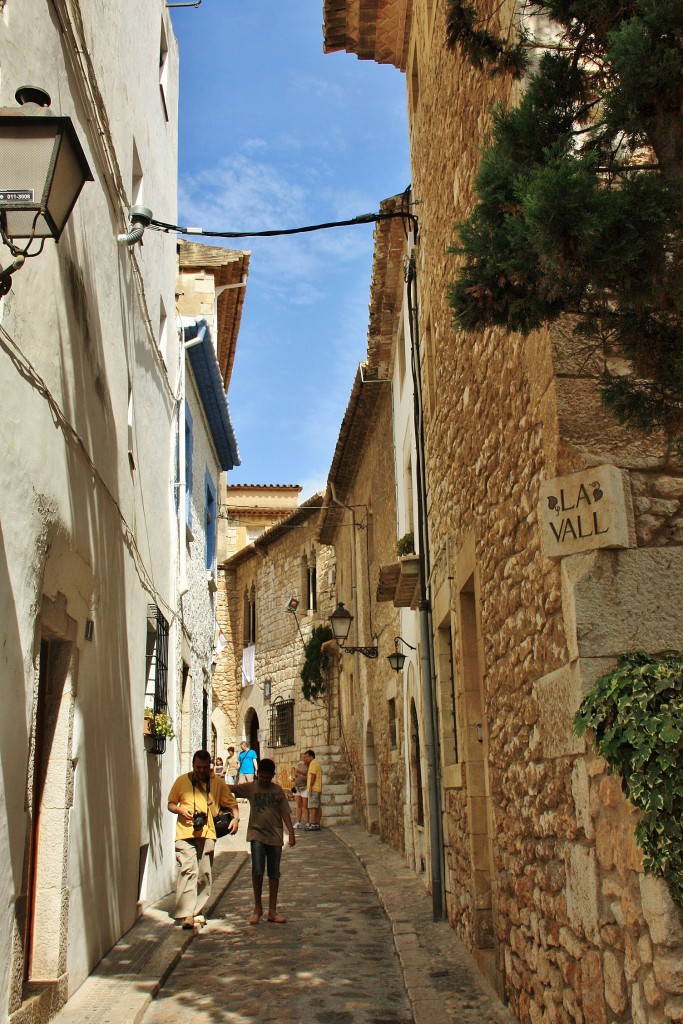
[47,128,87,236]
[0,117,92,240]
[0,124,56,237]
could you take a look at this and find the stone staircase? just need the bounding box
[312,742,356,827]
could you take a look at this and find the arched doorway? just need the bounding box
[409,698,426,875]
[244,708,260,758]
[364,721,379,834]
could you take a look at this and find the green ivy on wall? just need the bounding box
[574,651,683,903]
[300,625,334,703]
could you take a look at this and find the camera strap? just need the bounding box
[190,775,212,817]
[191,774,218,823]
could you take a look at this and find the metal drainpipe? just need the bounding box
[406,246,445,922]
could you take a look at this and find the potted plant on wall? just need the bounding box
[143,707,155,735]
[396,531,415,557]
[143,707,176,741]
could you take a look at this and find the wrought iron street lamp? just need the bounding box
[329,602,353,645]
[0,86,93,291]
[387,636,416,673]
[329,602,378,659]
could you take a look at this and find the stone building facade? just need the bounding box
[317,201,414,856]
[316,365,405,847]
[219,484,301,562]
[323,2,683,1023]
[212,483,302,752]
[214,495,354,822]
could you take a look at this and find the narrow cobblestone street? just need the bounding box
[51,824,516,1024]
[141,828,413,1024]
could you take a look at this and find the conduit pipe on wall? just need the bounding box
[117,206,153,246]
[405,243,445,922]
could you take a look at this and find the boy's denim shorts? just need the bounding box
[250,840,282,878]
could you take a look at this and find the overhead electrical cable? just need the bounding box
[149,208,418,241]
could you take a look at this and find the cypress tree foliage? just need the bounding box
[446,1,683,453]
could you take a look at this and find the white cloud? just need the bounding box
[178,150,379,308]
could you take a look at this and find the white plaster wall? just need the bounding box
[0,0,180,1010]
[391,274,424,863]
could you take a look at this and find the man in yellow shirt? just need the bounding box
[167,749,239,929]
[303,749,323,831]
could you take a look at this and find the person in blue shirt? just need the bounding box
[237,740,258,782]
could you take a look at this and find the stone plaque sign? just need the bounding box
[539,464,635,559]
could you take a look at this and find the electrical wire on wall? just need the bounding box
[0,321,176,624]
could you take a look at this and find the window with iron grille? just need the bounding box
[268,697,295,749]
[145,604,170,755]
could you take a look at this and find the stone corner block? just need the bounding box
[561,548,683,661]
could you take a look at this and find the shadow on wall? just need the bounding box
[11,220,170,994]
[0,524,30,1005]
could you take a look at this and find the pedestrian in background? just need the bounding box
[167,749,239,930]
[237,740,258,783]
[232,757,295,924]
[226,745,238,784]
[291,758,308,830]
[214,756,225,777]
[303,749,322,831]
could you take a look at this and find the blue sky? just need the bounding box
[169,3,410,499]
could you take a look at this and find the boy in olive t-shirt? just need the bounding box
[231,758,295,924]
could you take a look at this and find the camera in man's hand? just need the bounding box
[192,811,208,831]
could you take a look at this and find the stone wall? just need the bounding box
[392,0,683,1019]
[213,499,342,794]
[320,380,405,850]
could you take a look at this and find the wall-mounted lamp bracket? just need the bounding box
[387,635,417,672]
[342,644,379,659]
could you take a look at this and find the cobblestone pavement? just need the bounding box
[51,822,518,1024]
[141,827,413,1024]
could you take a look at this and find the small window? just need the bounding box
[159,20,170,121]
[263,679,272,702]
[269,697,294,748]
[184,403,193,530]
[127,381,135,471]
[243,586,256,645]
[388,698,397,750]
[132,141,144,206]
[159,299,168,362]
[397,317,406,392]
[302,551,317,612]
[410,45,420,116]
[205,469,217,570]
[145,604,170,755]
[246,525,264,545]
[422,313,436,419]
